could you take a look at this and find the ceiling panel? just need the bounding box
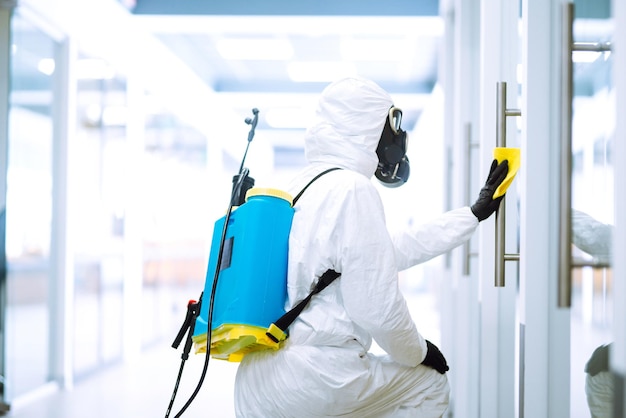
[131,0,440,17]
[132,13,444,135]
[13,0,445,169]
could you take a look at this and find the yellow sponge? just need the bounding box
[493,147,520,198]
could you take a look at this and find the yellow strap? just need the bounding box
[266,323,287,342]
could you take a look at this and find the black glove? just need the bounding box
[421,340,449,374]
[470,159,509,221]
[585,343,611,376]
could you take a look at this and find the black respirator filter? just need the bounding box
[375,107,409,187]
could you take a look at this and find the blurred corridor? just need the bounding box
[8,342,238,418]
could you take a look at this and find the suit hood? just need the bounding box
[304,77,393,178]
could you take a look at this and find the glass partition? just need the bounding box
[72,58,127,377]
[140,104,211,347]
[569,7,614,417]
[5,13,56,398]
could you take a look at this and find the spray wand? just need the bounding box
[165,108,260,418]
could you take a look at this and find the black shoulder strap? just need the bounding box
[265,167,342,344]
[292,167,342,205]
[266,269,341,343]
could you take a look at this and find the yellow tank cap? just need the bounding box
[245,187,294,206]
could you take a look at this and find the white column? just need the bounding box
[519,1,570,417]
[122,70,146,364]
[0,2,13,405]
[438,3,457,415]
[611,0,626,410]
[478,0,518,417]
[440,0,482,416]
[49,33,77,391]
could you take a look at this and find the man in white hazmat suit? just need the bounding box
[234,77,509,418]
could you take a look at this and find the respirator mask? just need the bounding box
[375,106,409,187]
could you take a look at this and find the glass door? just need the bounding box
[0,4,11,412]
[568,2,615,416]
[5,11,57,399]
[72,57,127,377]
[519,1,616,417]
[444,0,620,416]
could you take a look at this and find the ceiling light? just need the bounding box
[340,38,409,61]
[37,58,55,76]
[216,38,293,60]
[287,61,357,83]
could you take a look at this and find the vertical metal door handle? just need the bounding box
[558,2,613,308]
[558,2,575,308]
[463,123,479,275]
[494,82,521,287]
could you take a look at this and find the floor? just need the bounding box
[6,342,240,418]
[4,284,602,418]
[4,277,439,418]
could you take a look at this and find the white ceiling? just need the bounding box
[11,0,440,165]
[124,1,445,173]
[13,0,612,169]
[131,14,444,133]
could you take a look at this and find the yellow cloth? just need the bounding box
[493,147,520,198]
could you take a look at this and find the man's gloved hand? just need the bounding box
[470,159,509,221]
[585,343,611,376]
[421,340,449,374]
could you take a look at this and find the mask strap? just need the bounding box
[388,107,403,135]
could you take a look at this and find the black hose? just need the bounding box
[166,109,258,417]
[171,171,246,417]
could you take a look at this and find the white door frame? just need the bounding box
[0,1,14,409]
[440,0,481,415]
[442,0,520,416]
[519,1,570,417]
[477,0,519,417]
[7,5,75,400]
[612,0,626,413]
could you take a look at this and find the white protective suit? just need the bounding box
[234,77,479,418]
[572,209,613,263]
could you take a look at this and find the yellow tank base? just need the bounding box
[192,324,282,362]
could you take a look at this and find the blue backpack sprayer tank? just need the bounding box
[165,109,342,418]
[191,186,294,361]
[164,108,294,417]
